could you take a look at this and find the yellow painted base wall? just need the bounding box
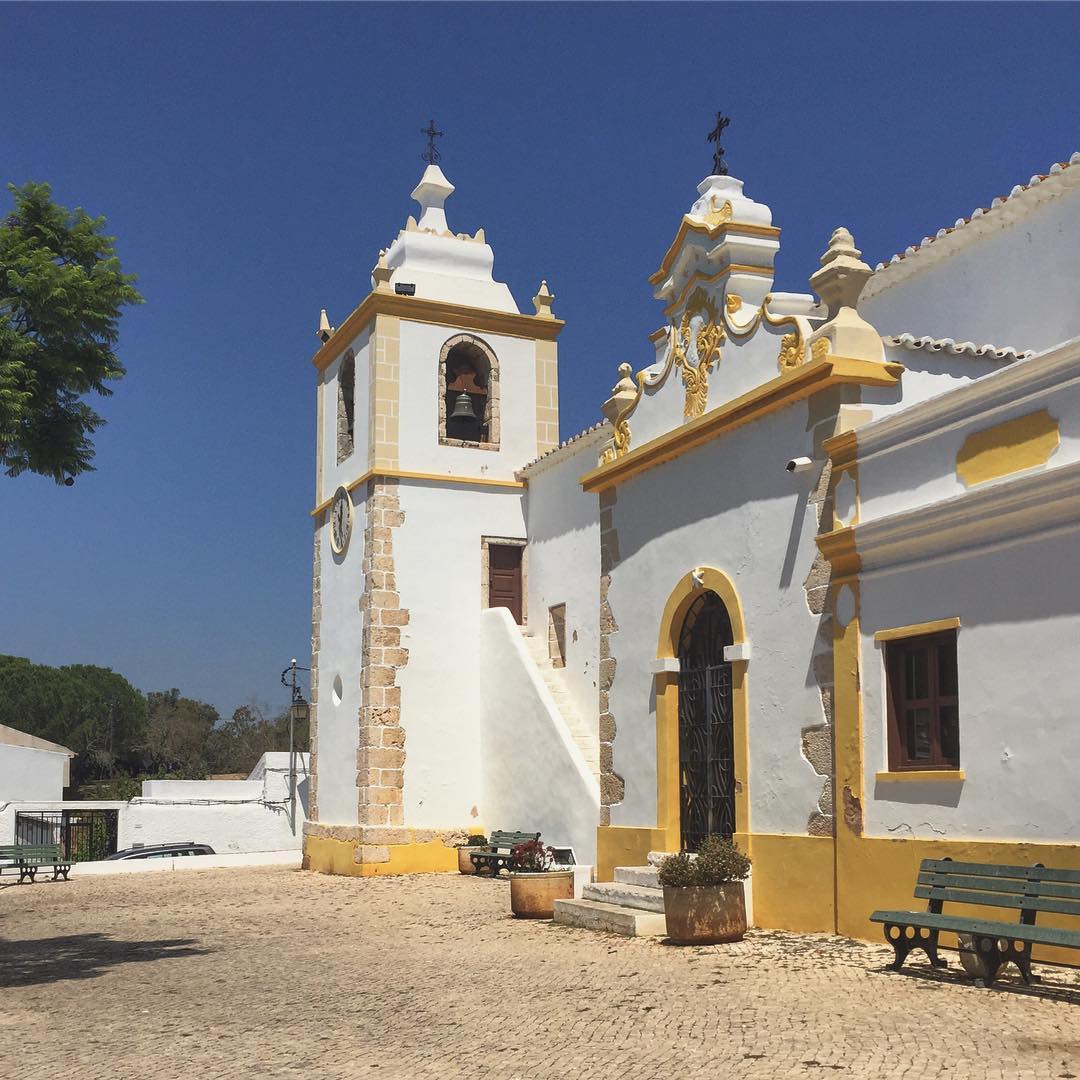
[747,833,835,933]
[839,834,1080,966]
[303,836,459,877]
[596,826,668,882]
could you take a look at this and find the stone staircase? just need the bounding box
[518,629,599,779]
[553,865,667,937]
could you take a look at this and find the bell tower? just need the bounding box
[303,153,564,875]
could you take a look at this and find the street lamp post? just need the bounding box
[280,659,310,834]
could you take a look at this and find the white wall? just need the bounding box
[862,181,1080,353]
[606,403,829,836]
[313,487,367,826]
[394,481,527,827]
[0,744,68,803]
[480,607,599,864]
[858,527,1080,843]
[142,779,262,799]
[396,321,541,478]
[318,327,371,501]
[525,439,603,729]
[0,796,303,853]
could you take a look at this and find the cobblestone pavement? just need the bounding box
[2,869,1079,1079]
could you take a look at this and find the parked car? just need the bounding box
[106,842,215,861]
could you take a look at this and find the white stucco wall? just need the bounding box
[141,779,263,799]
[395,321,541,478]
[394,480,527,827]
[525,439,603,729]
[480,607,599,863]
[858,527,1080,843]
[0,795,304,853]
[0,744,68,803]
[862,179,1080,353]
[318,326,371,500]
[606,403,829,837]
[312,488,367,826]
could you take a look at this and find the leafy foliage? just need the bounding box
[657,836,751,888]
[0,654,147,781]
[510,838,556,873]
[0,654,308,791]
[0,181,142,482]
[464,834,490,847]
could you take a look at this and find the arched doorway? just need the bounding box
[677,590,735,851]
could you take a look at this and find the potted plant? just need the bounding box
[456,834,490,875]
[657,835,751,945]
[507,838,573,918]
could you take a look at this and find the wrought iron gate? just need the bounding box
[15,809,119,862]
[677,590,735,852]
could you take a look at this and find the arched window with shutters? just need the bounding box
[336,350,356,463]
[438,334,499,450]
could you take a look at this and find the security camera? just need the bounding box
[786,457,813,474]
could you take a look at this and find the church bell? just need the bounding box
[450,391,477,421]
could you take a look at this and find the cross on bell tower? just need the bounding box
[421,119,444,166]
[707,112,731,176]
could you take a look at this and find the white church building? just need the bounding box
[302,145,1080,951]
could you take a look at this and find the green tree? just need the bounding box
[143,689,219,774]
[0,655,147,781]
[0,181,142,482]
[205,703,309,776]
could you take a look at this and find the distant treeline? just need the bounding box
[0,655,309,797]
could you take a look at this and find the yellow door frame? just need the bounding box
[655,568,750,853]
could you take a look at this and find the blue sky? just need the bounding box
[2,2,1078,717]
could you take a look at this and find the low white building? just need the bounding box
[1,752,309,856]
[301,145,1080,959]
[0,724,75,802]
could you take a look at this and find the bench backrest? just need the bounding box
[916,859,1080,920]
[489,831,540,851]
[0,844,61,861]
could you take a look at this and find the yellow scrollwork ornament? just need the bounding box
[672,289,724,419]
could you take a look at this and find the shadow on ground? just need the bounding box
[0,933,208,987]
[878,961,1080,1007]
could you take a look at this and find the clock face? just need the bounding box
[330,486,352,555]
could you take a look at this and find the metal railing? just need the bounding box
[14,809,120,862]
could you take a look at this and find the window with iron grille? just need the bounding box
[884,629,959,770]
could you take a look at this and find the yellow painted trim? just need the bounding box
[595,826,668,883]
[303,836,459,877]
[873,617,961,642]
[662,263,775,318]
[816,526,861,583]
[744,833,836,933]
[311,468,526,516]
[875,770,965,783]
[956,408,1060,487]
[312,291,563,372]
[580,355,903,493]
[822,428,858,470]
[650,215,781,286]
[655,568,750,852]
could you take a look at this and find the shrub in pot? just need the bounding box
[456,834,490,875]
[507,838,573,918]
[658,836,751,945]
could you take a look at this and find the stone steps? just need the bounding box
[614,865,660,889]
[552,897,667,937]
[582,881,665,912]
[518,630,600,776]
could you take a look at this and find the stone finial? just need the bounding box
[371,249,393,293]
[601,363,638,423]
[410,164,455,233]
[316,309,335,343]
[807,227,884,363]
[532,279,555,319]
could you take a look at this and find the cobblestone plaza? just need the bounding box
[3,868,1078,1078]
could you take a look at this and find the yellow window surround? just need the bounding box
[875,770,966,783]
[873,617,961,643]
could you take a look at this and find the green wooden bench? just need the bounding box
[871,858,1080,986]
[0,843,72,884]
[469,831,540,876]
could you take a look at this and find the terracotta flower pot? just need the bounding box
[663,882,747,944]
[457,847,479,875]
[508,870,574,918]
